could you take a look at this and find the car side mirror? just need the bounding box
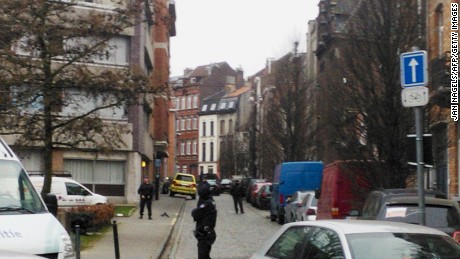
[43,193,58,217]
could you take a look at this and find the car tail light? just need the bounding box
[453,231,460,242]
[172,180,178,186]
[279,194,284,205]
[306,209,316,215]
[192,183,196,187]
[331,207,339,217]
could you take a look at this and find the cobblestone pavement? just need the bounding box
[166,193,281,259]
[80,194,187,259]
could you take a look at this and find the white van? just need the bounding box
[30,176,108,207]
[0,137,75,258]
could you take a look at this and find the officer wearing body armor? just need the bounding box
[192,180,217,259]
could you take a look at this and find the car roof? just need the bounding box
[283,220,448,235]
[386,197,458,206]
[371,188,447,198]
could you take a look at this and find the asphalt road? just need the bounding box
[163,193,281,259]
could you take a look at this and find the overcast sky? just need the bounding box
[170,0,319,78]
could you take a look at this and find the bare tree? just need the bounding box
[259,43,315,179]
[219,135,235,179]
[318,0,421,188]
[0,0,163,195]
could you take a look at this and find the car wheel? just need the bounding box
[191,194,196,200]
[169,191,174,197]
[270,213,276,222]
[277,214,284,225]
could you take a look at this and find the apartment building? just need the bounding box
[427,0,459,197]
[172,62,240,179]
[197,84,251,178]
[0,0,176,204]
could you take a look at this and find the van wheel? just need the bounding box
[170,191,175,197]
[270,214,276,222]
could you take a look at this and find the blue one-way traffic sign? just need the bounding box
[400,50,428,87]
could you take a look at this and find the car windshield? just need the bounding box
[347,232,460,259]
[176,174,194,182]
[0,160,46,213]
[382,205,460,229]
[207,180,217,185]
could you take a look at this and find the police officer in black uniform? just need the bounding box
[138,176,154,219]
[192,181,217,259]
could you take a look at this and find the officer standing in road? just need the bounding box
[192,181,217,259]
[138,176,154,220]
[230,180,245,214]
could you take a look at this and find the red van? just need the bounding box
[316,161,370,219]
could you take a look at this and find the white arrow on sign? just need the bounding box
[408,58,419,83]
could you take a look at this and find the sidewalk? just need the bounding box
[80,195,187,259]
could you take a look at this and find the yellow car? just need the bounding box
[169,173,197,199]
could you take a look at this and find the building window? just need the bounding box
[208,166,213,174]
[210,103,216,110]
[186,117,191,130]
[202,122,206,136]
[210,142,214,161]
[181,118,185,131]
[229,119,233,134]
[181,96,186,110]
[435,4,444,56]
[192,139,197,154]
[220,120,225,135]
[176,119,180,131]
[210,121,214,136]
[186,140,191,155]
[175,98,180,110]
[182,165,188,174]
[187,95,192,109]
[180,142,185,155]
[192,117,197,129]
[193,95,198,108]
[202,143,206,162]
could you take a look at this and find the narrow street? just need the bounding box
[162,193,280,259]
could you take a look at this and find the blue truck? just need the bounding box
[270,161,324,224]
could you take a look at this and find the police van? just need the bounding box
[0,137,75,258]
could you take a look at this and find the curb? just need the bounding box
[157,197,187,258]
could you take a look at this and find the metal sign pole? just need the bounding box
[414,106,426,225]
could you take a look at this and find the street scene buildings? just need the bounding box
[0,0,459,205]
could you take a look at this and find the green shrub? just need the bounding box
[68,204,115,233]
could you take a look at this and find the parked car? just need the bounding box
[360,195,460,239]
[219,178,232,193]
[270,161,323,224]
[169,173,197,199]
[296,192,318,221]
[246,178,267,203]
[360,188,447,218]
[250,220,460,259]
[250,182,269,207]
[283,190,311,223]
[30,175,108,207]
[207,179,221,196]
[256,183,272,210]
